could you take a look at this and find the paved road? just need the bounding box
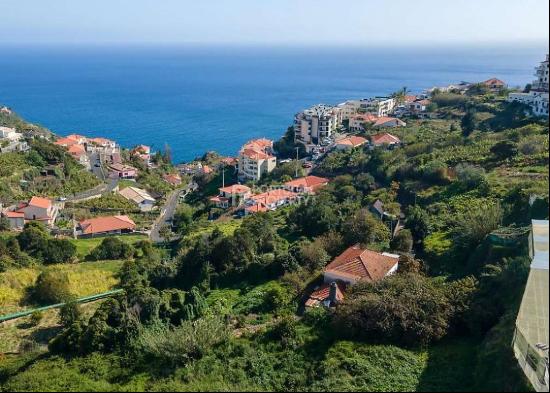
[149,182,193,243]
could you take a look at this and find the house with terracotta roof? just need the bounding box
[131,145,152,166]
[209,184,252,209]
[77,215,136,237]
[118,186,156,212]
[482,78,506,91]
[373,116,406,128]
[237,138,277,182]
[335,135,368,150]
[408,99,431,114]
[244,189,298,214]
[324,245,399,285]
[348,113,379,131]
[1,196,59,229]
[306,245,400,307]
[370,133,401,148]
[108,163,138,179]
[283,175,329,194]
[163,173,182,187]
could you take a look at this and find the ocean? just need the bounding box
[0,44,546,163]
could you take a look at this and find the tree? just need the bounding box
[59,296,82,328]
[455,164,487,190]
[490,141,517,161]
[343,209,391,247]
[0,215,10,231]
[158,224,172,245]
[172,203,194,234]
[334,273,453,345]
[88,237,134,261]
[390,229,413,253]
[32,269,72,304]
[461,109,477,136]
[452,203,503,254]
[297,240,331,271]
[406,206,429,246]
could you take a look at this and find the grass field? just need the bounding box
[0,260,124,315]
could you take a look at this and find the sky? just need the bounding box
[0,0,548,46]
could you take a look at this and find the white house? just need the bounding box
[294,104,342,145]
[118,186,156,212]
[508,54,549,118]
[1,196,58,229]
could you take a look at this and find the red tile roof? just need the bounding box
[325,245,399,282]
[219,184,251,194]
[250,189,298,205]
[352,113,379,122]
[79,215,136,235]
[374,117,405,127]
[284,176,329,192]
[371,133,401,145]
[483,78,505,87]
[336,136,367,147]
[240,148,273,160]
[305,282,346,307]
[3,211,25,218]
[28,196,52,209]
[163,173,182,185]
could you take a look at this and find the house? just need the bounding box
[294,104,342,145]
[408,99,431,113]
[237,139,277,182]
[201,165,214,175]
[335,135,367,150]
[1,196,59,229]
[108,163,138,179]
[283,175,329,194]
[323,244,400,285]
[373,116,406,128]
[0,106,12,115]
[244,189,298,214]
[77,215,136,237]
[67,144,89,166]
[0,126,28,153]
[482,78,506,91]
[131,145,152,166]
[118,186,156,212]
[370,133,401,147]
[508,55,549,118]
[209,184,252,209]
[88,137,116,149]
[348,113,379,131]
[306,245,400,307]
[163,173,182,186]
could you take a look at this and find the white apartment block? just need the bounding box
[294,104,342,145]
[237,139,277,182]
[508,54,549,118]
[338,97,396,121]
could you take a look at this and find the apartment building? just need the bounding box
[508,54,549,118]
[0,126,29,153]
[294,104,342,145]
[237,138,277,182]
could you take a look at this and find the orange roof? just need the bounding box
[284,176,329,192]
[243,138,273,151]
[245,203,268,213]
[68,144,86,156]
[54,137,80,147]
[404,95,417,103]
[131,145,151,154]
[209,196,229,203]
[66,134,87,141]
[305,282,346,307]
[374,116,405,127]
[202,165,213,174]
[337,136,367,147]
[163,173,182,185]
[219,184,251,194]
[3,211,25,218]
[28,196,52,209]
[250,189,298,205]
[352,113,379,122]
[483,78,505,86]
[325,245,399,282]
[79,215,136,235]
[240,148,273,160]
[371,133,401,145]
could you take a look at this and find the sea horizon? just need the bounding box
[0,42,548,162]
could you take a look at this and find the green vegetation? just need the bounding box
[1,92,545,391]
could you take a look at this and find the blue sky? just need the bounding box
[1,0,548,46]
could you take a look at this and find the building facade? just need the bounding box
[508,54,549,118]
[294,104,342,145]
[237,139,277,182]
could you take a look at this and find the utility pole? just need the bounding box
[222,162,225,188]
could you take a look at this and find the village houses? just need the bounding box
[1,196,58,230]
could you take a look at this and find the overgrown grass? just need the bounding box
[70,234,148,259]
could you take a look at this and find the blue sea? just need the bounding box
[0,44,546,163]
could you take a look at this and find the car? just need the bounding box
[57,197,67,202]
[94,163,101,167]
[302,162,313,168]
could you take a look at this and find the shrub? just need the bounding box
[455,163,487,191]
[88,237,134,261]
[32,269,72,305]
[390,229,413,253]
[29,311,43,326]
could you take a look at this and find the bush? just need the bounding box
[88,237,134,261]
[334,273,452,345]
[455,164,487,191]
[390,229,413,253]
[29,311,43,326]
[32,269,72,305]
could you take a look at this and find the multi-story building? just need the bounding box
[237,138,277,182]
[512,220,548,392]
[508,54,549,118]
[338,97,396,121]
[0,126,29,153]
[294,104,342,145]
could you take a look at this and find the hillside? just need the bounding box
[0,89,548,392]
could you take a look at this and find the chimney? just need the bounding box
[328,282,338,306]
